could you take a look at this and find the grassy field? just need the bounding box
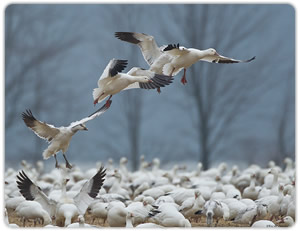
[7,209,286,228]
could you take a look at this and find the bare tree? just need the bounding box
[5,5,82,129]
[164,5,285,169]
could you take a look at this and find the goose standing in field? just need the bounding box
[93,59,173,105]
[21,102,111,169]
[16,167,106,227]
[115,32,255,86]
[15,200,52,227]
[179,189,205,219]
[242,173,260,200]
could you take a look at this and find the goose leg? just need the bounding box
[54,154,59,168]
[181,68,187,85]
[105,95,112,107]
[156,87,161,94]
[63,153,72,169]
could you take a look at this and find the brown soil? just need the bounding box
[6,209,286,228]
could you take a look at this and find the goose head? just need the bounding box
[138,76,153,83]
[207,48,219,56]
[71,124,88,132]
[277,216,294,226]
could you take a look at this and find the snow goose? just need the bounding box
[93,59,173,105]
[15,200,52,227]
[221,198,247,221]
[16,167,106,226]
[251,220,276,227]
[89,201,108,224]
[108,170,131,199]
[106,201,127,227]
[115,32,170,71]
[149,203,191,227]
[277,216,294,227]
[126,198,158,225]
[179,189,205,220]
[233,203,268,226]
[242,173,260,200]
[115,32,177,93]
[162,44,255,84]
[255,184,284,221]
[203,199,230,226]
[21,102,111,169]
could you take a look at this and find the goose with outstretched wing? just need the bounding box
[22,101,111,169]
[93,59,173,105]
[16,167,106,226]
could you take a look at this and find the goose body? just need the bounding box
[251,220,276,227]
[115,32,255,86]
[16,200,52,226]
[93,59,173,105]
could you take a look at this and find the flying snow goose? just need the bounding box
[115,32,255,85]
[16,167,106,226]
[162,44,255,84]
[115,32,170,69]
[93,59,173,105]
[115,32,176,93]
[21,102,111,168]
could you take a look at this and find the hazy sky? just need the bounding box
[4,4,295,171]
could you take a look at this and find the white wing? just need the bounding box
[98,59,128,84]
[22,110,60,143]
[69,101,111,128]
[16,170,57,217]
[115,32,162,66]
[73,166,106,215]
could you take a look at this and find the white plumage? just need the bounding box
[22,103,111,168]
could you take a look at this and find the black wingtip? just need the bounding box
[22,109,36,128]
[88,166,107,198]
[163,43,180,51]
[110,59,128,76]
[115,32,140,44]
[247,56,256,62]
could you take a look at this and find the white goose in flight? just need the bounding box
[16,167,106,226]
[22,102,111,169]
[93,59,173,105]
[162,44,255,84]
[115,32,255,85]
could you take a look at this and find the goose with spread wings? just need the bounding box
[93,59,173,105]
[115,32,255,85]
[162,44,255,84]
[22,101,111,169]
[115,32,174,93]
[16,167,106,226]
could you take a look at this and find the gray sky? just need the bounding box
[4,4,295,170]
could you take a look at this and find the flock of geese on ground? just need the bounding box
[5,157,295,228]
[21,32,255,169]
